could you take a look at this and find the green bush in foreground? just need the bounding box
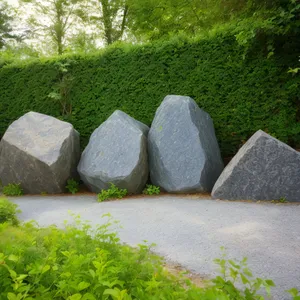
[0,212,281,300]
[98,184,128,202]
[143,184,160,195]
[0,197,20,225]
[2,183,23,196]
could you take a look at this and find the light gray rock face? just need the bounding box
[212,130,300,201]
[78,110,149,194]
[0,112,80,194]
[148,95,224,193]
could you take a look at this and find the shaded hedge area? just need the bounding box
[0,32,299,157]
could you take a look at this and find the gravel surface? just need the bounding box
[12,195,300,299]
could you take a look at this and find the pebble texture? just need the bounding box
[212,130,300,201]
[148,95,224,193]
[0,112,80,194]
[78,110,149,193]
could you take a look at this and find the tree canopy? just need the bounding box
[0,0,299,57]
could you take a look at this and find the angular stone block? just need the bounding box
[148,95,224,193]
[212,130,300,201]
[78,110,149,194]
[0,112,80,194]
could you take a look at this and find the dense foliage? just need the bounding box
[0,197,20,225]
[2,184,23,197]
[0,29,299,156]
[0,211,281,300]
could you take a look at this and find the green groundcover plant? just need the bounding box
[98,184,127,202]
[143,184,160,195]
[0,200,298,299]
[66,179,80,194]
[2,184,23,196]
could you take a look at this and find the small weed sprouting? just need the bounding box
[271,197,288,204]
[66,179,79,194]
[98,184,127,202]
[0,198,21,225]
[143,184,160,195]
[3,183,23,196]
[279,197,287,203]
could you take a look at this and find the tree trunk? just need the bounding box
[101,0,113,45]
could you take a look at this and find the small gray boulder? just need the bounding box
[78,110,149,193]
[212,130,300,201]
[148,95,224,193]
[0,112,80,194]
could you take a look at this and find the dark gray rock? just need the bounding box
[78,110,149,194]
[148,95,224,193]
[0,112,80,194]
[212,130,300,201]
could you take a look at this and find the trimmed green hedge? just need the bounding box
[0,33,299,157]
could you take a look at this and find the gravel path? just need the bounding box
[12,195,300,299]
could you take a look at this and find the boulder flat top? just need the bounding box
[3,112,73,165]
[12,195,300,300]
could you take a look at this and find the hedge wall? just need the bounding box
[0,33,299,157]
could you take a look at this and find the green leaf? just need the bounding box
[287,288,299,297]
[243,268,253,277]
[240,273,250,285]
[8,254,19,262]
[265,279,275,287]
[78,281,91,291]
[82,293,96,300]
[89,269,95,278]
[68,294,82,300]
[103,288,119,298]
[42,265,50,274]
[9,269,17,279]
[16,274,28,281]
[228,260,240,269]
[7,293,19,300]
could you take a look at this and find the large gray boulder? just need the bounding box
[148,95,224,193]
[212,130,300,201]
[0,112,80,194]
[78,110,149,194]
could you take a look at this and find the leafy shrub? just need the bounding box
[213,249,275,299]
[98,184,127,202]
[0,215,279,299]
[0,198,20,225]
[66,179,79,194]
[0,29,299,157]
[143,184,160,195]
[3,183,23,196]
